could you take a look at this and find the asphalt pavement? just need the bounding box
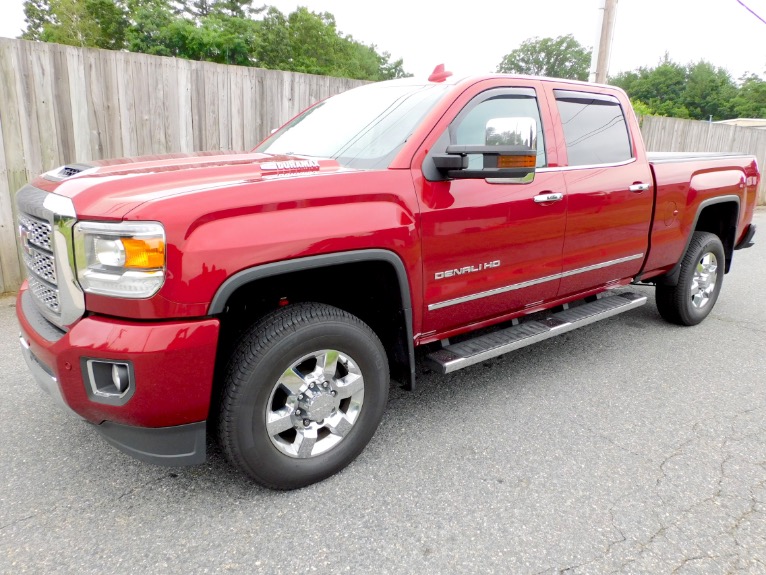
[1,210,765,574]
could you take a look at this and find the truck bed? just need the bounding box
[640,152,759,280]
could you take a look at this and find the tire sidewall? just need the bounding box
[229,317,388,489]
[677,234,725,325]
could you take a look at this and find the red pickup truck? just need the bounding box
[16,72,759,489]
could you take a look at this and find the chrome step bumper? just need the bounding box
[425,292,647,374]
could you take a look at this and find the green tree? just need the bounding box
[127,0,259,65]
[21,0,51,40]
[124,0,183,57]
[630,99,654,117]
[181,0,255,19]
[22,0,128,49]
[253,6,410,80]
[731,73,766,118]
[611,56,743,120]
[185,13,259,65]
[681,61,737,120]
[182,0,211,18]
[610,56,690,118]
[497,34,592,80]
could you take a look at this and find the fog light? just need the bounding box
[83,359,134,404]
[112,363,129,392]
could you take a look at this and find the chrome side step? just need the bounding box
[425,292,647,374]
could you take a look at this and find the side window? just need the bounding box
[453,93,547,169]
[554,90,632,166]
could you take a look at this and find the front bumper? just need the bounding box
[17,284,219,465]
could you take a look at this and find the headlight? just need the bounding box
[74,221,166,298]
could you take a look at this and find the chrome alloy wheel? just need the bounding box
[690,252,718,309]
[266,350,365,458]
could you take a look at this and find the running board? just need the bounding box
[425,292,647,374]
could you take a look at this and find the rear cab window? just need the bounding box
[553,90,632,166]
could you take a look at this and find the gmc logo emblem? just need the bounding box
[18,224,32,256]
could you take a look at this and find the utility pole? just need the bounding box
[588,0,619,84]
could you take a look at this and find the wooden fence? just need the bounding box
[0,38,366,293]
[0,37,764,293]
[640,115,766,204]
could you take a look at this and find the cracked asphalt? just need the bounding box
[1,209,765,575]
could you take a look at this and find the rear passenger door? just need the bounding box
[548,89,654,298]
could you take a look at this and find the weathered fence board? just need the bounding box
[640,115,766,206]
[1,38,764,294]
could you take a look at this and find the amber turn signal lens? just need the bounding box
[121,238,165,269]
[497,155,536,169]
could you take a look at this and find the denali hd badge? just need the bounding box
[435,260,500,280]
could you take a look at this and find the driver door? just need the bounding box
[416,85,567,338]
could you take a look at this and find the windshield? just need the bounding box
[255,82,452,169]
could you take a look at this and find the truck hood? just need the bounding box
[33,151,344,219]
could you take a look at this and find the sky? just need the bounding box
[0,0,764,80]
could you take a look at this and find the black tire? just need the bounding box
[655,231,725,326]
[218,302,389,489]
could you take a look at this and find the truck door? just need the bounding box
[416,85,567,338]
[547,89,654,297]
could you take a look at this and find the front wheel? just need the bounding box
[218,303,389,489]
[655,231,725,326]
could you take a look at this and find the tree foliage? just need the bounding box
[22,0,128,50]
[20,0,410,80]
[497,34,592,81]
[610,57,691,118]
[730,73,766,119]
[253,7,405,80]
[610,56,765,121]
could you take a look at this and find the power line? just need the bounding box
[735,0,766,25]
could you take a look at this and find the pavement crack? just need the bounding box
[117,474,169,501]
[574,420,647,461]
[0,512,41,531]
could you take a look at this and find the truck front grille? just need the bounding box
[16,185,84,329]
[18,212,59,316]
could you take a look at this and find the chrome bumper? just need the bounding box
[19,334,79,418]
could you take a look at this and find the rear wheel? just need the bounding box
[218,303,389,489]
[656,231,725,326]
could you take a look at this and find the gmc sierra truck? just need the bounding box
[16,71,759,489]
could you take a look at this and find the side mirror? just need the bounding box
[433,116,538,181]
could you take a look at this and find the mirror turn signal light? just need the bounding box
[497,155,536,169]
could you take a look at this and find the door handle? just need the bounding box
[534,192,564,204]
[629,183,651,193]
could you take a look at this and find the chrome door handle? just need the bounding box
[629,183,651,193]
[533,192,564,203]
